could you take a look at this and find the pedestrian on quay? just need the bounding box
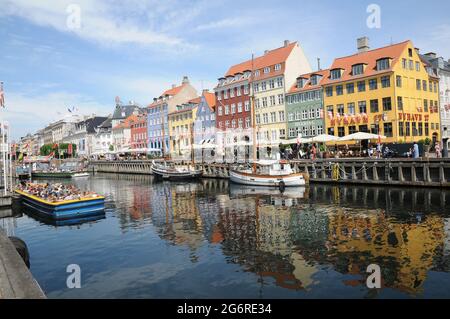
[311,144,317,160]
[435,142,442,158]
[413,141,420,159]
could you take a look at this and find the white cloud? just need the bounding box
[194,17,255,32]
[3,91,110,140]
[0,0,189,48]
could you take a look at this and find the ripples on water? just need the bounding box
[2,174,450,299]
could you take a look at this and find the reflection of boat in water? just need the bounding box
[229,183,306,198]
[15,190,105,220]
[151,161,202,180]
[230,160,307,187]
[23,208,105,226]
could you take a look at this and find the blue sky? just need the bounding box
[1,0,450,140]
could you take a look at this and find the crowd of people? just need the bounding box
[18,182,100,202]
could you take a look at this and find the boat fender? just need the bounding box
[279,181,286,193]
[9,237,31,269]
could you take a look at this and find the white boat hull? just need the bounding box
[230,170,306,187]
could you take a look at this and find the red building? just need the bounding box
[214,70,252,132]
[130,114,148,150]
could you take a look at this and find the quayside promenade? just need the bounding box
[90,158,450,188]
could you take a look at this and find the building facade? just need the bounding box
[420,53,450,143]
[63,116,108,157]
[130,113,148,150]
[92,116,113,156]
[322,38,441,144]
[193,90,216,162]
[112,114,137,153]
[286,70,327,139]
[147,76,198,156]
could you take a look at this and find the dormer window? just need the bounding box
[310,75,322,86]
[376,58,390,71]
[264,67,270,74]
[297,77,307,88]
[274,64,281,71]
[352,64,365,76]
[254,70,260,77]
[330,69,342,80]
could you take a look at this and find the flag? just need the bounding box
[0,82,5,108]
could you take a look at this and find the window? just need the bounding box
[381,76,390,88]
[278,94,284,105]
[275,64,281,71]
[310,75,319,86]
[405,122,410,136]
[412,122,418,136]
[244,101,250,112]
[359,125,368,133]
[377,58,390,71]
[237,102,243,113]
[327,105,334,116]
[328,127,335,136]
[263,113,269,124]
[370,100,379,113]
[225,105,229,115]
[288,113,294,121]
[396,76,402,87]
[317,125,324,135]
[434,82,438,93]
[397,96,403,111]
[347,103,355,115]
[336,85,344,95]
[261,82,267,91]
[256,114,261,124]
[384,123,393,137]
[277,77,283,87]
[231,119,236,128]
[418,122,423,136]
[346,83,355,94]
[408,48,413,57]
[253,83,259,92]
[269,79,275,89]
[244,85,249,95]
[236,87,241,96]
[218,106,223,116]
[424,99,428,112]
[369,78,378,90]
[416,79,421,90]
[409,60,414,70]
[399,122,404,137]
[269,96,276,106]
[238,118,243,128]
[402,58,407,69]
[230,88,235,98]
[278,111,285,122]
[337,104,344,115]
[358,101,367,114]
[349,126,357,134]
[330,69,342,80]
[423,80,427,91]
[289,128,296,137]
[264,67,270,74]
[352,64,364,75]
[325,86,333,97]
[231,104,236,114]
[245,117,250,128]
[371,124,380,135]
[224,90,228,99]
[425,123,429,136]
[270,112,276,123]
[382,97,392,111]
[254,70,260,77]
[255,98,260,109]
[338,127,345,137]
[416,61,420,72]
[262,97,268,107]
[357,81,366,92]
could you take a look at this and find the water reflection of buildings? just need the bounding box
[143,178,450,296]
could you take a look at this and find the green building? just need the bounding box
[285,70,327,139]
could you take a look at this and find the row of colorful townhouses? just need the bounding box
[19,38,450,159]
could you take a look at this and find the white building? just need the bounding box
[92,116,113,156]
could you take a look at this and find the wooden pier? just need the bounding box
[89,158,450,188]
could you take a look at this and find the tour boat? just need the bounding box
[31,171,75,178]
[151,161,202,180]
[230,160,307,187]
[15,189,105,220]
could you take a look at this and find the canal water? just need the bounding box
[3,174,450,299]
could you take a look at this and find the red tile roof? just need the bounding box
[147,83,187,108]
[188,96,202,104]
[203,92,216,110]
[321,40,411,85]
[288,69,329,93]
[225,42,297,77]
[113,114,138,130]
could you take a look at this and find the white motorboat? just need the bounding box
[72,172,90,178]
[230,160,307,187]
[151,161,202,180]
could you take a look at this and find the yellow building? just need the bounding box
[168,96,200,158]
[323,38,441,144]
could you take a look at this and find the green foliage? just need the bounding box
[109,144,114,151]
[40,143,77,158]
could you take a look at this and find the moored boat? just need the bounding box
[72,172,90,178]
[15,185,105,220]
[151,161,202,180]
[230,160,307,187]
[31,171,75,178]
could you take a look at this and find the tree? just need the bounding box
[40,143,77,158]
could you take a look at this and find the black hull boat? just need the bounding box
[151,161,202,181]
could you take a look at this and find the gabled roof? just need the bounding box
[162,84,184,97]
[188,96,202,104]
[112,104,141,120]
[98,116,112,129]
[113,114,138,130]
[321,40,411,85]
[288,69,329,94]
[204,92,216,110]
[225,42,297,77]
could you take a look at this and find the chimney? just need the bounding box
[425,52,437,59]
[284,40,290,47]
[182,76,189,84]
[264,50,269,55]
[317,58,321,71]
[357,37,370,53]
[153,98,157,103]
[171,84,176,88]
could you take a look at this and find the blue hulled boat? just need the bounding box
[15,189,105,220]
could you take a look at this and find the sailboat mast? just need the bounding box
[250,54,257,173]
[161,103,166,157]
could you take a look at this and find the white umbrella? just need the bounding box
[280,137,312,145]
[338,132,386,142]
[311,134,339,143]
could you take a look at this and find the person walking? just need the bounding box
[413,142,420,159]
[435,142,442,158]
[311,144,317,160]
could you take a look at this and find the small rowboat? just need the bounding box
[72,172,90,178]
[15,189,105,220]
